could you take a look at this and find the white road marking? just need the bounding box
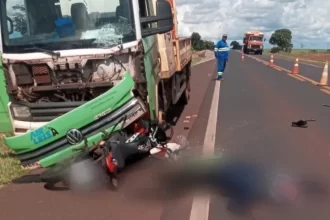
[189,80,221,220]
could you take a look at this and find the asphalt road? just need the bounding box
[209,51,330,220]
[2,51,330,220]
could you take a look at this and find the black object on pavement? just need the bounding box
[291,119,316,128]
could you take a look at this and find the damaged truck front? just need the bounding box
[0,0,189,168]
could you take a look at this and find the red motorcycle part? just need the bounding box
[105,152,117,173]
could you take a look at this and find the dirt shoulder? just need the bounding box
[265,51,330,66]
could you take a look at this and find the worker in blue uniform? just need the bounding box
[214,34,230,80]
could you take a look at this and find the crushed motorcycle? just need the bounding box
[39,115,186,190]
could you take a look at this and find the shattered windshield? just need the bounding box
[0,0,135,53]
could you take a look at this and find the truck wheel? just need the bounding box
[260,51,263,55]
[178,88,189,105]
[177,73,190,106]
[158,93,165,123]
[158,110,165,124]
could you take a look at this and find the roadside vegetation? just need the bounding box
[191,32,215,51]
[0,134,28,186]
[266,29,330,64]
[190,32,216,65]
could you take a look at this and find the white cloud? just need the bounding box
[176,0,330,49]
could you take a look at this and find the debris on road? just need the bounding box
[291,119,316,128]
[322,104,330,107]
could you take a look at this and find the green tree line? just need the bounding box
[191,32,215,50]
[269,28,293,53]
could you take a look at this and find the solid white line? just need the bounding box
[189,80,221,220]
[202,80,221,155]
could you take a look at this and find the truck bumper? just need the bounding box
[249,49,263,53]
[4,73,147,167]
[7,98,146,167]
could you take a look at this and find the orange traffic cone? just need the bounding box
[318,61,328,86]
[291,58,299,74]
[269,54,274,67]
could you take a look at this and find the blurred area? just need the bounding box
[12,135,330,217]
[130,153,330,216]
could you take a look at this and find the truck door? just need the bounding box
[0,57,13,133]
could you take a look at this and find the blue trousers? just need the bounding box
[217,57,227,79]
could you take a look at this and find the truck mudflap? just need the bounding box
[5,72,147,167]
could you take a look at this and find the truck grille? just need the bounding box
[251,45,261,49]
[31,65,52,84]
[11,101,85,122]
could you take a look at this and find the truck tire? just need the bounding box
[260,51,263,55]
[158,93,165,123]
[178,87,189,105]
[177,65,191,106]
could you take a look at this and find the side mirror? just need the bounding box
[140,0,174,37]
[7,17,14,35]
[243,38,247,44]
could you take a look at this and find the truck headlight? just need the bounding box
[11,105,31,118]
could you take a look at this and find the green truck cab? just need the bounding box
[0,0,192,168]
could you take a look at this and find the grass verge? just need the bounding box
[0,134,28,186]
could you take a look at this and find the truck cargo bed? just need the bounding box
[173,38,192,72]
[157,36,192,79]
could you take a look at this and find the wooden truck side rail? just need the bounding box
[154,0,192,79]
[173,38,192,72]
[157,36,192,79]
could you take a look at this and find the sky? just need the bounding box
[176,0,330,49]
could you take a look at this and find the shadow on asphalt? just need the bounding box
[12,174,43,184]
[12,173,71,191]
[11,153,153,192]
[165,105,185,126]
